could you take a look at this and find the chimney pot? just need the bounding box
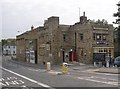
[31,25,34,30]
[83,12,85,16]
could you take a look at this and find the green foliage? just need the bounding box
[1,39,16,46]
[113,12,119,17]
[118,27,120,40]
[2,39,8,46]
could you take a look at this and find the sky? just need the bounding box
[1,0,119,39]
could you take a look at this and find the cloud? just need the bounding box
[2,0,118,39]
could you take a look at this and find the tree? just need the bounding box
[118,27,120,42]
[1,39,8,46]
[113,12,120,17]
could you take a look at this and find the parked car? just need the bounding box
[114,56,120,67]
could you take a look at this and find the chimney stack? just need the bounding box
[83,12,85,17]
[31,25,34,30]
[80,11,87,24]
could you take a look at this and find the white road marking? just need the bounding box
[81,71,118,76]
[48,70,62,75]
[1,76,25,86]
[77,77,118,86]
[28,68,46,72]
[88,76,117,81]
[0,66,54,89]
[20,85,27,87]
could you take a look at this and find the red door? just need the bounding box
[73,51,77,61]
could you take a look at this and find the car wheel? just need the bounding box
[114,65,118,67]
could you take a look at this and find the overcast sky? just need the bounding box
[2,0,119,39]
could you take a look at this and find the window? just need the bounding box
[109,48,111,53]
[93,33,96,40]
[96,34,101,40]
[8,46,10,48]
[104,49,107,53]
[63,34,66,41]
[80,33,83,40]
[102,34,107,40]
[93,33,107,41]
[13,51,15,54]
[99,48,103,52]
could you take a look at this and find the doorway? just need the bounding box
[62,50,65,62]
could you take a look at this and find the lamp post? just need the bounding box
[70,48,73,62]
[61,48,65,62]
[48,41,52,62]
[84,52,87,63]
[46,41,52,71]
[75,32,77,52]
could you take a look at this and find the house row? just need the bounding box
[2,39,16,56]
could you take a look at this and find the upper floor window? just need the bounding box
[8,46,10,49]
[79,33,83,41]
[93,33,108,41]
[102,34,107,40]
[63,33,66,41]
[96,34,101,40]
[93,33,96,40]
[13,46,15,48]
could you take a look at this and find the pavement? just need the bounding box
[3,56,120,74]
[96,67,119,74]
[69,63,119,74]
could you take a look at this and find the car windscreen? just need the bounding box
[115,57,120,61]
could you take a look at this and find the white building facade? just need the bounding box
[3,44,16,55]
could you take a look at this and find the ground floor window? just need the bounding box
[93,47,114,58]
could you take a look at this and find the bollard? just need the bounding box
[62,63,68,74]
[94,62,96,67]
[46,62,51,71]
[106,60,109,68]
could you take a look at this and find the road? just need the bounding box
[0,55,119,89]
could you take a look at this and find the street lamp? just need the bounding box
[46,41,52,62]
[70,48,72,52]
[84,52,87,63]
[69,48,73,62]
[84,53,86,57]
[61,48,65,62]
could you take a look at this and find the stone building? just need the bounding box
[64,12,114,64]
[16,13,114,64]
[16,26,40,63]
[37,17,73,64]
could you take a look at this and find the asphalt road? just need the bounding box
[1,56,119,89]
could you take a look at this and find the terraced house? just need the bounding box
[16,13,114,64]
